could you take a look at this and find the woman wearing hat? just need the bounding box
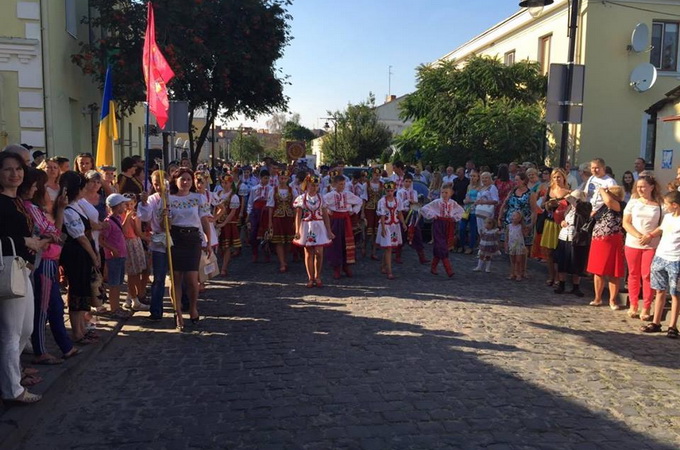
[293,175,334,287]
[553,189,592,296]
[586,185,626,309]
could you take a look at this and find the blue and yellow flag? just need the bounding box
[95,65,119,168]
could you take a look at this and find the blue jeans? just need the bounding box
[32,259,73,356]
[151,251,168,319]
[459,213,478,249]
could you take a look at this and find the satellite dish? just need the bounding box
[630,63,657,92]
[630,23,650,52]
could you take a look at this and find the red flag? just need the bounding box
[143,2,175,129]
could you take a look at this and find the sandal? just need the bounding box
[63,348,81,359]
[626,309,640,319]
[306,280,314,288]
[315,278,323,288]
[588,300,602,307]
[640,314,653,322]
[9,389,42,404]
[667,327,679,339]
[609,304,623,311]
[75,335,98,345]
[33,355,64,365]
[20,374,42,387]
[641,323,662,333]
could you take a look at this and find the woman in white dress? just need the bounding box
[293,175,334,288]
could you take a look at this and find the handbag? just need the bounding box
[198,251,219,283]
[475,204,494,219]
[0,237,27,300]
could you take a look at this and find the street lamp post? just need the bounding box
[322,116,338,159]
[519,0,578,169]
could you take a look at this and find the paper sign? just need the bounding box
[662,149,673,169]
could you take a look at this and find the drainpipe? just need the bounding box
[39,0,54,154]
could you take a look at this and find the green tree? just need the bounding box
[72,0,292,167]
[400,55,548,167]
[282,121,316,142]
[322,94,393,166]
[231,134,264,164]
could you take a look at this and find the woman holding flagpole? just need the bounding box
[166,168,211,330]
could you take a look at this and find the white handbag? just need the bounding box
[0,237,27,300]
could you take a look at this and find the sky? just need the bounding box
[227,0,522,131]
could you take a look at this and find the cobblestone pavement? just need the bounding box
[13,245,680,449]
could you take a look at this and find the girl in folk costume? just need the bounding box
[323,174,363,279]
[268,169,296,273]
[364,168,383,260]
[420,184,464,277]
[194,171,219,251]
[246,170,274,262]
[376,181,407,280]
[397,173,429,264]
[350,171,368,257]
[293,175,334,288]
[214,174,241,276]
[475,218,503,273]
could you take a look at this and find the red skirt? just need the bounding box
[219,222,241,248]
[587,233,625,277]
[365,208,378,236]
[271,215,295,244]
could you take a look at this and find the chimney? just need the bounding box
[385,95,397,103]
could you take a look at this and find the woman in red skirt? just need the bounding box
[586,186,626,309]
[364,168,383,260]
[268,169,296,272]
[215,174,241,276]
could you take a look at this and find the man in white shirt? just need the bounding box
[442,166,457,185]
[585,158,617,213]
[633,157,646,181]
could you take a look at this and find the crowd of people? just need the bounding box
[1,142,680,405]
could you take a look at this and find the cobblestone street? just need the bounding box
[12,248,680,449]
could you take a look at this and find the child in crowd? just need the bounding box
[475,218,501,273]
[247,170,273,263]
[293,175,334,287]
[420,184,464,277]
[397,173,429,264]
[364,168,383,260]
[323,174,363,279]
[505,211,527,280]
[215,174,241,276]
[350,171,367,257]
[99,194,133,319]
[641,191,680,338]
[122,194,149,311]
[269,169,296,273]
[376,181,406,279]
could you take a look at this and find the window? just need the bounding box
[66,0,77,38]
[538,34,552,75]
[504,50,516,66]
[651,21,679,71]
[644,113,657,168]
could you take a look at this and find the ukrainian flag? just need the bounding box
[95,65,118,168]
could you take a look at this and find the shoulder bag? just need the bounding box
[0,237,27,300]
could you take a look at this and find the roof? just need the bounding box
[646,85,680,115]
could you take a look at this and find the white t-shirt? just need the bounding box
[168,193,209,228]
[623,198,662,249]
[655,213,680,261]
[585,175,617,212]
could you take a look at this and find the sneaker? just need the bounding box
[131,299,150,311]
[472,267,482,272]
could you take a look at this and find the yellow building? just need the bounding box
[647,85,680,191]
[0,1,103,159]
[438,0,680,179]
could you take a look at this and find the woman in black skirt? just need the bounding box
[59,171,100,343]
[167,168,212,330]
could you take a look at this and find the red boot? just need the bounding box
[417,250,430,264]
[343,265,353,278]
[395,247,403,264]
[430,257,440,275]
[333,267,342,279]
[442,258,454,277]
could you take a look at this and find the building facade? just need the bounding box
[438,0,680,179]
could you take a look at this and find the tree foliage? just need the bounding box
[282,121,315,142]
[399,55,548,167]
[72,0,292,166]
[231,134,264,164]
[322,94,393,166]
